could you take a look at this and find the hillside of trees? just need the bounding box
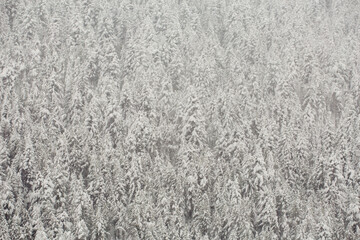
[0,0,360,239]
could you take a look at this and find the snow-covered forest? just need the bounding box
[0,0,360,239]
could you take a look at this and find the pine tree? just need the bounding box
[278,125,300,189]
[97,14,121,95]
[91,207,108,240]
[0,190,11,239]
[124,14,159,82]
[345,192,360,238]
[19,132,37,193]
[255,146,278,237]
[69,175,91,240]
[180,93,207,163]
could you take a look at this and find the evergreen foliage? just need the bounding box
[0,0,359,239]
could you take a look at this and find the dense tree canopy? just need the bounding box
[0,0,360,239]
